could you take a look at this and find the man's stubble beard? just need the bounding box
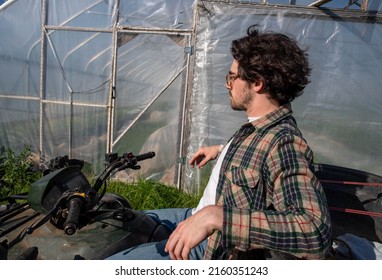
[229,87,253,112]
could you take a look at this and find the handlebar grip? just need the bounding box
[135,151,155,162]
[63,197,83,235]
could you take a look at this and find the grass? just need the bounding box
[106,179,201,210]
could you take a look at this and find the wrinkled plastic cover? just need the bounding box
[185,2,382,193]
[1,1,382,195]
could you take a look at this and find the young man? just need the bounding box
[107,25,332,260]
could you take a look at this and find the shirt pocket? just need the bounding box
[224,166,260,208]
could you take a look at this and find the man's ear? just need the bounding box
[252,80,264,93]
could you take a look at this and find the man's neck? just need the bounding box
[246,95,280,118]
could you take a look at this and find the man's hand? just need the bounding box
[189,145,223,169]
[164,205,223,260]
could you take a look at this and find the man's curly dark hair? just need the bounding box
[231,25,311,105]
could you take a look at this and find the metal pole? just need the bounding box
[176,0,199,192]
[106,0,120,154]
[39,0,48,167]
[309,0,332,7]
[176,41,192,190]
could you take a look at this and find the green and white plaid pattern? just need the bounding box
[204,104,332,259]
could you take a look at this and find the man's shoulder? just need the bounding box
[252,104,294,132]
[258,117,308,153]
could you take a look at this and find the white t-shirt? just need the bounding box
[192,140,232,214]
[192,117,260,214]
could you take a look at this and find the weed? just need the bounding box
[0,145,42,198]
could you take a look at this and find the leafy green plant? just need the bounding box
[0,145,42,197]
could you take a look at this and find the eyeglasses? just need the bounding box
[225,73,238,87]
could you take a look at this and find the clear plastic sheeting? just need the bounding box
[185,2,382,194]
[0,0,42,151]
[1,0,382,195]
[118,0,194,29]
[46,1,115,28]
[45,0,194,29]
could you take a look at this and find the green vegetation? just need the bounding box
[0,146,200,210]
[106,180,200,210]
[0,145,42,198]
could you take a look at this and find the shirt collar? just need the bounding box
[242,103,293,132]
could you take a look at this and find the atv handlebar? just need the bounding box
[21,151,156,238]
[93,151,156,192]
[133,151,155,162]
[62,151,156,230]
[63,196,83,235]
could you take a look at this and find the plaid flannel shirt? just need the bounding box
[204,104,332,259]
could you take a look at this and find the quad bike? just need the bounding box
[0,151,171,260]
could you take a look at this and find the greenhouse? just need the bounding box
[1,0,382,195]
